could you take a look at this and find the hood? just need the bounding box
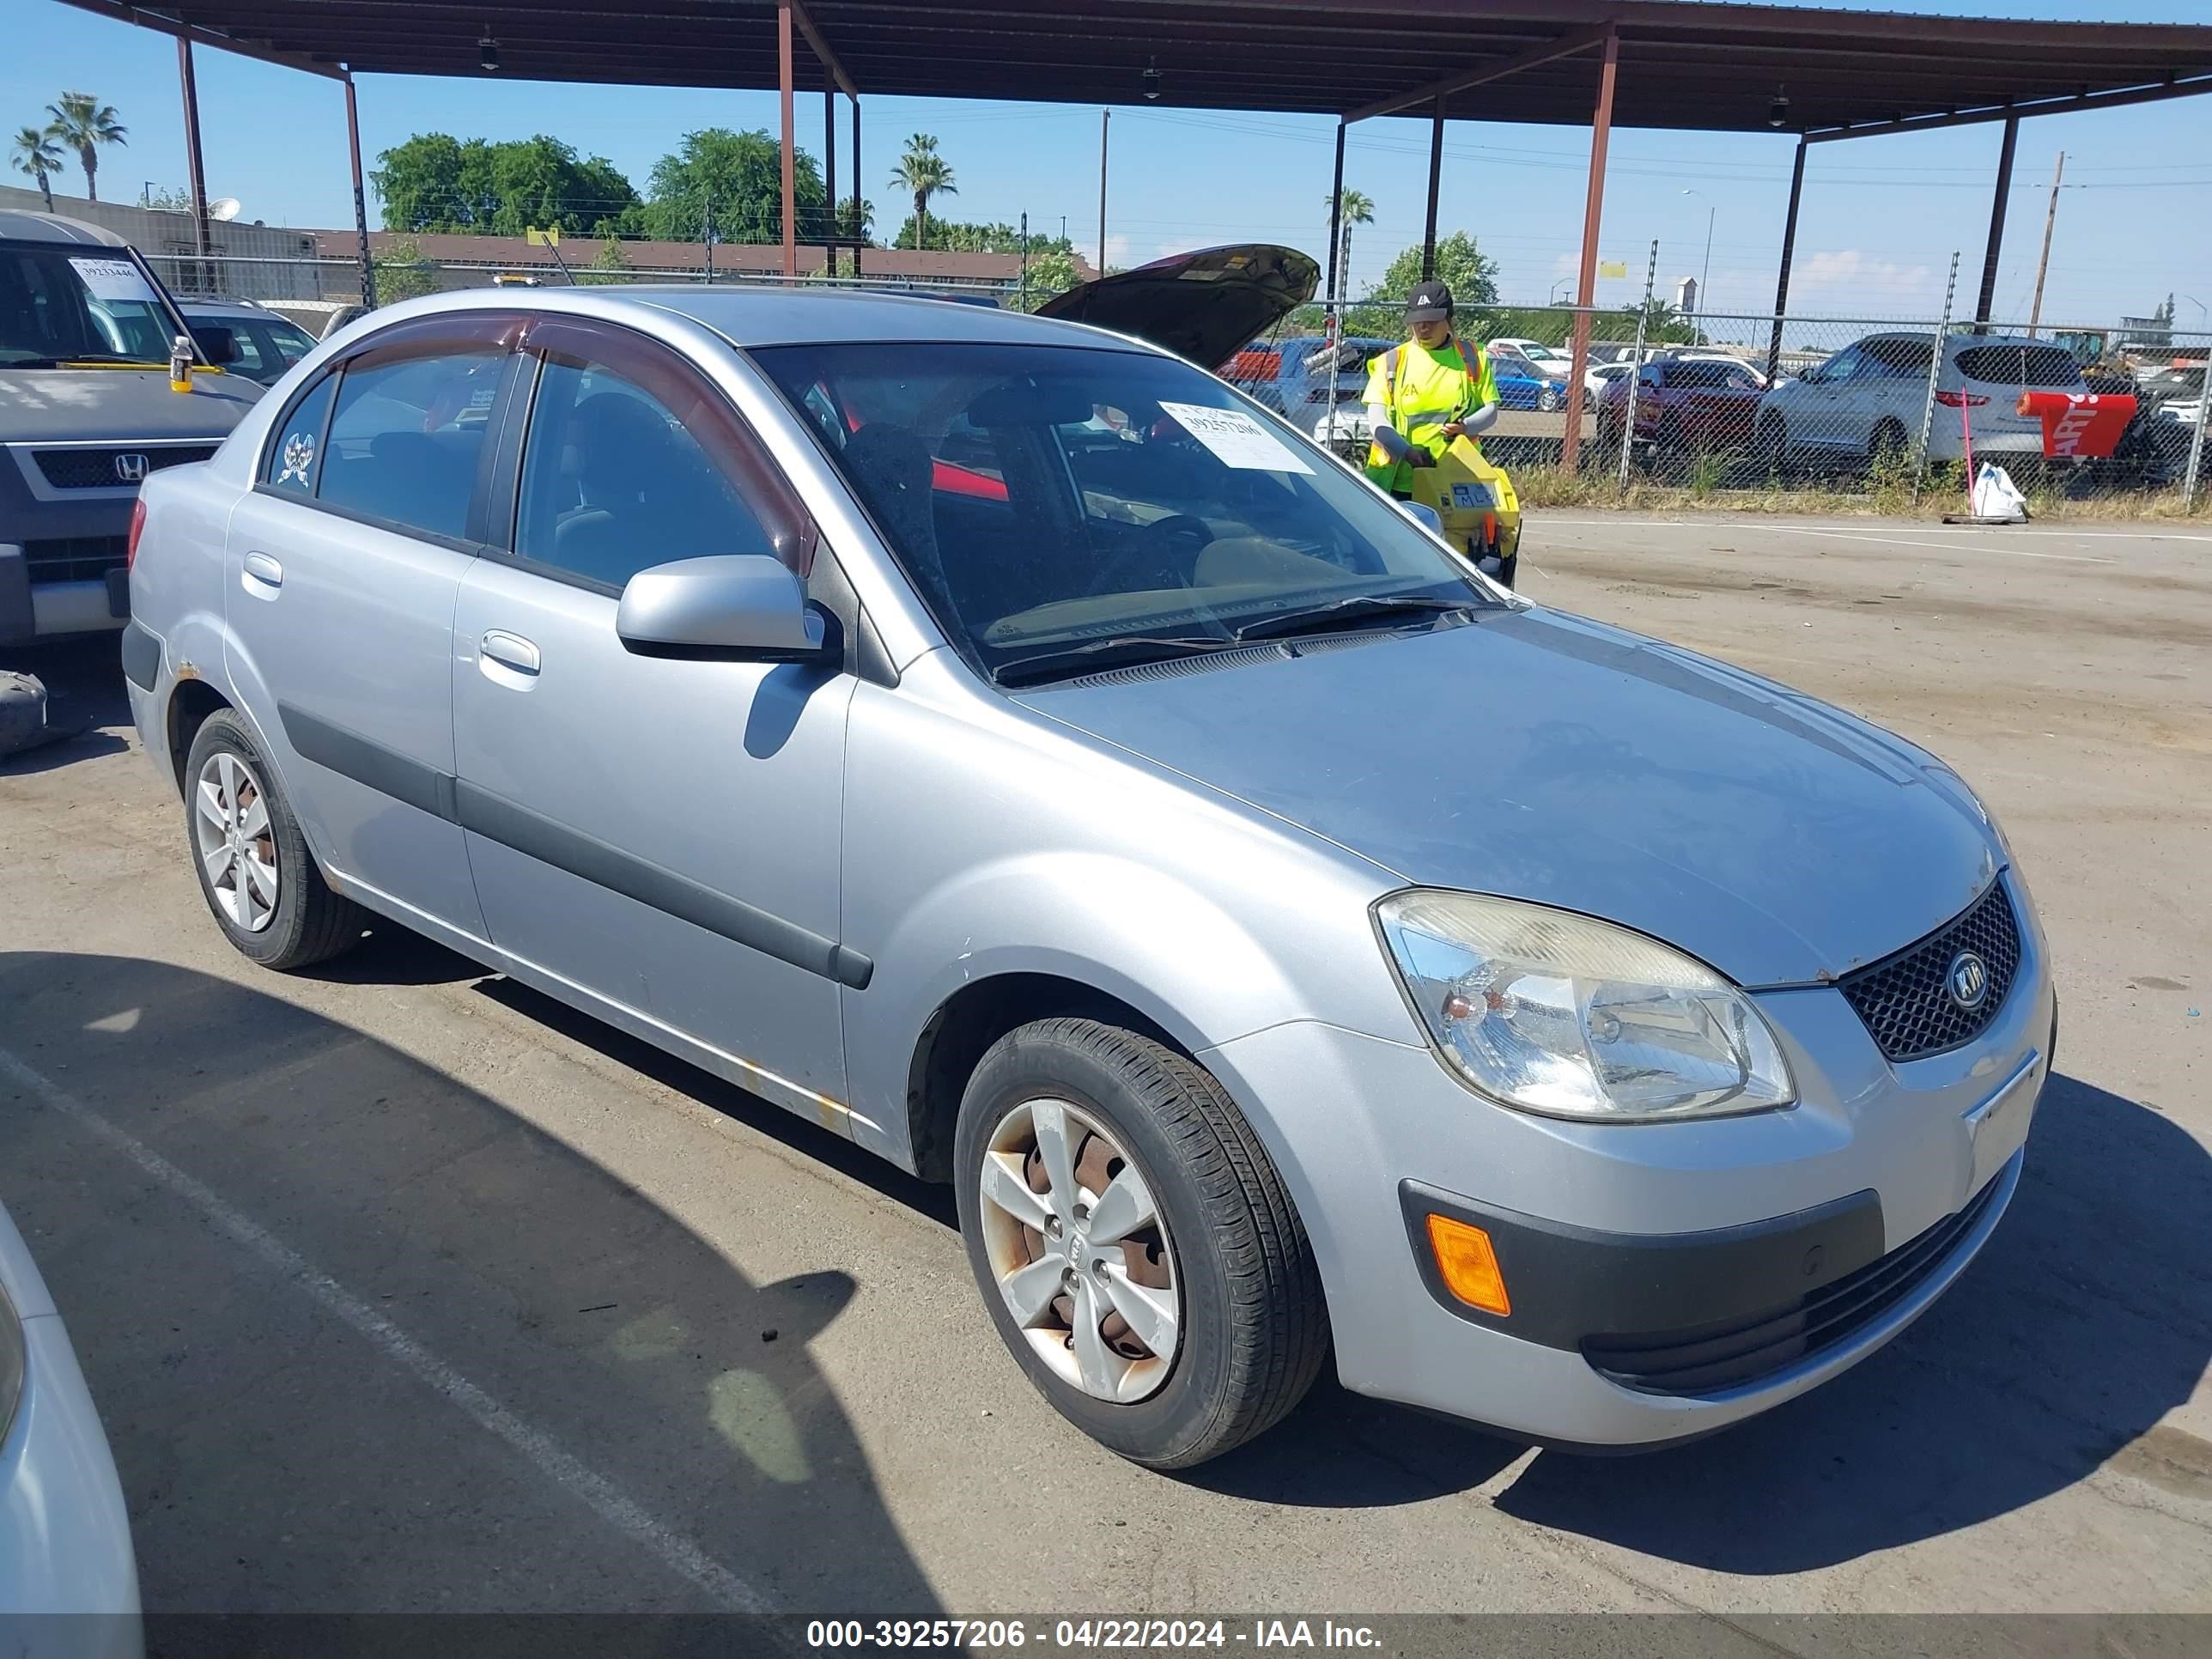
[0,367,261,443]
[1017,607,2000,988]
[1037,244,1318,370]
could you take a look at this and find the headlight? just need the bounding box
[1375,890,1796,1122]
[0,1279,22,1451]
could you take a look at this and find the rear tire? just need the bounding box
[954,1018,1328,1469]
[184,708,365,971]
[1869,417,1910,469]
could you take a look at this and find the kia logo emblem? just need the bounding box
[1947,951,1990,1012]
[113,453,149,483]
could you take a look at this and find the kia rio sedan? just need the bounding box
[123,275,2052,1469]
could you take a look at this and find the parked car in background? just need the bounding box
[2139,362,2205,426]
[258,298,366,342]
[1598,355,1767,453]
[1228,334,1393,457]
[1484,343,1571,411]
[0,211,261,649]
[178,298,319,388]
[126,274,2052,1471]
[1,1192,139,1644]
[1755,331,2086,469]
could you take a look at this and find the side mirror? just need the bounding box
[617,555,829,660]
[1397,501,1445,535]
[197,325,240,366]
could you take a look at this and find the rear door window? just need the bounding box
[1863,338,1935,380]
[1954,344,2083,388]
[317,349,506,541]
[261,372,339,498]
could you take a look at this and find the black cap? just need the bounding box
[1405,278,1453,324]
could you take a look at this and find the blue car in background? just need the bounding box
[1486,349,1571,412]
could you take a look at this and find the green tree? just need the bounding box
[1375,232,1499,311]
[44,91,125,203]
[9,125,64,212]
[1013,246,1083,313]
[372,238,438,303]
[891,216,1075,257]
[639,127,825,246]
[371,133,637,236]
[836,195,875,244]
[890,134,956,251]
[580,233,632,286]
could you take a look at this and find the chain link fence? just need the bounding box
[149,246,2209,514]
[1237,293,2209,514]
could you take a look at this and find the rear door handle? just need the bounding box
[241,550,283,586]
[480,630,541,677]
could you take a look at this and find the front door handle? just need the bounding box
[241,550,283,586]
[480,630,541,677]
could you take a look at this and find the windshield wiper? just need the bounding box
[64,353,172,368]
[990,632,1239,687]
[1229,592,1475,645]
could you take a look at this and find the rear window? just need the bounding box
[1954,344,2083,388]
[1668,362,1735,388]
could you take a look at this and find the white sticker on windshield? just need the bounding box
[69,256,160,303]
[1156,401,1314,474]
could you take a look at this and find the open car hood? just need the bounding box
[1036,244,1317,371]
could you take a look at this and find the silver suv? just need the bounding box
[125,284,2051,1468]
[0,211,260,648]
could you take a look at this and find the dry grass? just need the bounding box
[1509,463,2208,525]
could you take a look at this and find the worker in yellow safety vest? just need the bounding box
[1363,278,1501,497]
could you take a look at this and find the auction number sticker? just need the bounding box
[69,257,160,303]
[1157,401,1313,474]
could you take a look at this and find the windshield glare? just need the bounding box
[0,246,176,364]
[754,341,1493,677]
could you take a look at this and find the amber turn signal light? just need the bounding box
[1425,1214,1510,1316]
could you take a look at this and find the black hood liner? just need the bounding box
[1036,244,1318,369]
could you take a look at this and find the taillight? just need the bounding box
[1935,389,1990,408]
[126,496,147,568]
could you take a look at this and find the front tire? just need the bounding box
[954,1018,1327,1469]
[1536,386,1562,413]
[184,708,365,970]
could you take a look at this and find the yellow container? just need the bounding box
[1410,435,1522,562]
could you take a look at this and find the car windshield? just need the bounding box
[0,245,178,366]
[753,340,1498,681]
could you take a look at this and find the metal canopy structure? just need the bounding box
[58,0,2212,453]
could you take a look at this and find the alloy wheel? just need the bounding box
[193,750,279,933]
[976,1096,1181,1403]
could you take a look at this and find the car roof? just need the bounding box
[0,210,131,249]
[634,285,1150,351]
[178,298,274,318]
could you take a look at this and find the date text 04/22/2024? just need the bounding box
[804,1620,1383,1650]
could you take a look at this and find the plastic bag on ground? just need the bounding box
[1970,462,2029,523]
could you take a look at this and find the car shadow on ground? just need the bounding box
[1191,1073,2210,1571]
[0,951,949,1616]
[0,637,133,775]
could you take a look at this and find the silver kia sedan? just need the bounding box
[123,281,2052,1469]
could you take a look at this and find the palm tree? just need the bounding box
[1322,185,1375,318]
[45,91,126,204]
[890,134,956,251]
[9,126,64,212]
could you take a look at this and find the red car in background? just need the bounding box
[1596,356,1768,454]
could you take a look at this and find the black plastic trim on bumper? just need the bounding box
[119,620,161,692]
[1398,1179,1886,1353]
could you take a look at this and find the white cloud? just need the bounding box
[1796,249,1933,300]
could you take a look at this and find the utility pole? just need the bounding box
[1019,210,1030,309]
[702,191,714,285]
[2027,150,2064,338]
[1097,110,1111,275]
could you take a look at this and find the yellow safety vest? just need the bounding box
[1364,337,1493,493]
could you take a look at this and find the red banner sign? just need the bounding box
[2015,390,2136,459]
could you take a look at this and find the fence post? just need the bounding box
[2185,350,2209,514]
[1616,239,1657,495]
[1914,251,1961,497]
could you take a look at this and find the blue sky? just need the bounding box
[8,0,2209,332]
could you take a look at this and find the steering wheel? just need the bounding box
[1091,514,1215,595]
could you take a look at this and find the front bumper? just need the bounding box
[1200,899,2054,1448]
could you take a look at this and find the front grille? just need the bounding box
[33,445,217,489]
[23,535,131,584]
[1584,1170,2008,1396]
[1838,879,2022,1062]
